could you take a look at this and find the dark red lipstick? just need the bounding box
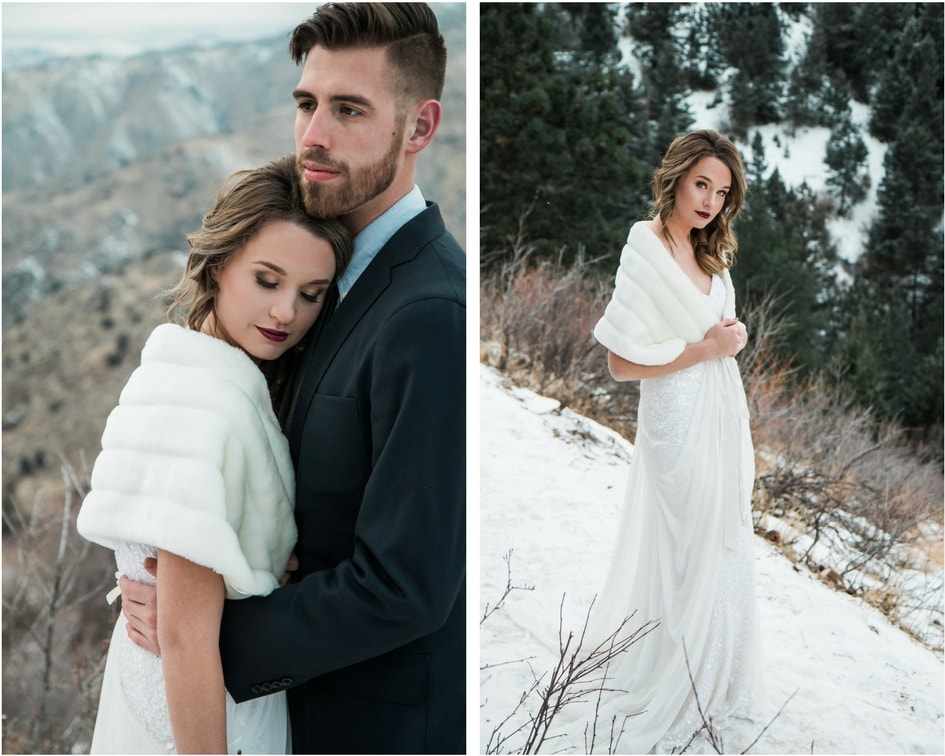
[257,326,288,343]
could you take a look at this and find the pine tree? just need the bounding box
[709,3,786,135]
[677,4,725,91]
[621,3,693,165]
[865,122,942,304]
[560,3,619,65]
[734,136,839,370]
[871,10,944,143]
[480,4,647,266]
[824,108,869,215]
[784,14,859,133]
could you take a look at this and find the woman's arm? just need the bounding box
[157,548,227,754]
[607,317,747,381]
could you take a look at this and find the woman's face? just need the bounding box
[208,220,336,361]
[672,156,732,230]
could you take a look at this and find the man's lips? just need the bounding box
[257,326,288,343]
[302,162,340,182]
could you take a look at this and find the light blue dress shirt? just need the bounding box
[336,185,427,303]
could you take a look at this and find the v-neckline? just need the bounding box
[640,221,714,296]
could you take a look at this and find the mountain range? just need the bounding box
[1,15,466,503]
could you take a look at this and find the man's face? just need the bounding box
[293,45,409,232]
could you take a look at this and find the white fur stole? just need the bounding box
[594,221,737,365]
[76,324,297,599]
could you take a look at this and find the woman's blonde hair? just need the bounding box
[167,155,352,408]
[651,129,747,275]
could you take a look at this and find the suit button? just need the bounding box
[251,685,263,695]
[281,677,293,687]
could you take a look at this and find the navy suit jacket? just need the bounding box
[219,203,466,754]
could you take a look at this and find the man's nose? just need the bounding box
[301,107,331,150]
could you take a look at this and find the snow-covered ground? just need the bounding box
[479,364,944,754]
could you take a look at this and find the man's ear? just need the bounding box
[404,99,442,155]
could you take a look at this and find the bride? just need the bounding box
[77,157,350,754]
[589,129,764,752]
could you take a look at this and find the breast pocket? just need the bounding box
[296,395,370,497]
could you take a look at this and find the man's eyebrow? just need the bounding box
[292,89,375,110]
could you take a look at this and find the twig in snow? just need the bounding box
[482,549,535,625]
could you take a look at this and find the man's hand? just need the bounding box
[280,552,300,586]
[120,557,160,655]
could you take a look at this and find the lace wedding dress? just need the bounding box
[587,273,764,753]
[89,542,291,754]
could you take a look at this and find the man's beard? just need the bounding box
[297,126,403,219]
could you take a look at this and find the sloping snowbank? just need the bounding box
[479,365,943,754]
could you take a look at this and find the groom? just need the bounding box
[120,4,465,753]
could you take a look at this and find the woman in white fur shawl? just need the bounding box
[77,156,351,754]
[587,130,764,752]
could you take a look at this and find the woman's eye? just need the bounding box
[301,291,323,304]
[256,276,277,290]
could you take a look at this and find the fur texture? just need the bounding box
[594,221,737,365]
[77,324,297,599]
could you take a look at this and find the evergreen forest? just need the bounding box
[480,2,944,446]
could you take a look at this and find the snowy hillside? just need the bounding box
[687,92,886,267]
[617,4,888,266]
[479,365,944,754]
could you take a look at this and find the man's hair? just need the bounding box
[289,3,447,103]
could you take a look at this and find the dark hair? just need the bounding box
[167,155,352,409]
[289,2,447,105]
[651,129,747,274]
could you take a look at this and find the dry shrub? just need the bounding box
[480,235,640,439]
[743,302,942,533]
[2,458,114,754]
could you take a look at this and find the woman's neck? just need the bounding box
[665,214,692,249]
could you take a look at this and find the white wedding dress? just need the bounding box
[587,273,764,753]
[77,325,298,754]
[89,542,291,755]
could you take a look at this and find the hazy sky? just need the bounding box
[2,2,324,59]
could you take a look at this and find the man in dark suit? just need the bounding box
[120,4,465,753]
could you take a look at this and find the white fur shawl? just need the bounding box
[594,221,737,365]
[77,324,297,599]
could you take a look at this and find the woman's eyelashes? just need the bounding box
[300,290,325,304]
[255,276,324,304]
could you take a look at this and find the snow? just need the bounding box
[618,8,890,268]
[685,92,887,268]
[479,364,944,754]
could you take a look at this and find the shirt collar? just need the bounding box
[336,186,427,302]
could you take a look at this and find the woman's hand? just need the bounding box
[705,318,747,358]
[607,317,747,382]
